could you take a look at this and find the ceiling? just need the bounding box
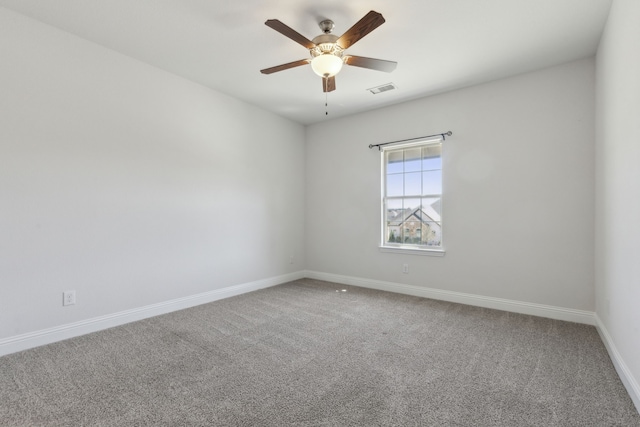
[0,0,612,125]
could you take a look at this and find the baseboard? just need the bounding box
[0,271,305,357]
[595,315,640,413]
[305,270,596,325]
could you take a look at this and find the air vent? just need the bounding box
[368,83,397,94]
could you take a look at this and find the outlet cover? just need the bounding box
[63,290,76,306]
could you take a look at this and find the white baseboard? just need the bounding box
[595,315,640,413]
[305,270,596,325]
[0,271,305,357]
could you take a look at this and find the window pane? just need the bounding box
[421,222,442,246]
[404,148,422,172]
[386,198,403,210]
[385,199,403,244]
[386,151,403,174]
[387,227,401,243]
[422,156,442,171]
[422,145,442,171]
[403,198,421,212]
[402,197,421,244]
[422,170,442,195]
[386,174,403,197]
[404,172,421,196]
[421,197,441,220]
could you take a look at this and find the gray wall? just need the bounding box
[595,0,640,409]
[0,8,306,339]
[306,58,595,311]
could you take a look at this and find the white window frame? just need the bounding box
[379,136,445,256]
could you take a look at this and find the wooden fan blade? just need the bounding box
[260,59,310,74]
[336,11,385,49]
[265,19,315,49]
[323,76,336,92]
[344,55,397,72]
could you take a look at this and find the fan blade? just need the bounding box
[323,76,336,92]
[344,55,397,72]
[336,11,386,49]
[260,59,310,74]
[265,19,315,49]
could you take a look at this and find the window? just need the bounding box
[381,138,443,253]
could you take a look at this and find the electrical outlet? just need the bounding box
[402,264,409,274]
[63,290,76,306]
[289,255,294,264]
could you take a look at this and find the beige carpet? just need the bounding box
[1,278,639,426]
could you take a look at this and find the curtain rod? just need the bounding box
[368,131,452,150]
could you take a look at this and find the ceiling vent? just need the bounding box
[368,83,397,94]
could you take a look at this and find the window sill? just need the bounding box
[379,246,446,256]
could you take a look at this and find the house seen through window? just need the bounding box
[382,139,442,250]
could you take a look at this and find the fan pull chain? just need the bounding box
[325,91,328,116]
[322,76,329,116]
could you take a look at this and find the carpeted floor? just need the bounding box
[1,278,639,426]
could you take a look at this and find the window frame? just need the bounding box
[379,137,445,256]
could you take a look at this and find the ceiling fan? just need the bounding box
[260,10,397,93]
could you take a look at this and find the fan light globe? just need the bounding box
[311,54,343,77]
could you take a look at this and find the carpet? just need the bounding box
[1,278,638,426]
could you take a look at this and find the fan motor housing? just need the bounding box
[310,34,343,58]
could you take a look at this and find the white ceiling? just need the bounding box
[0,0,612,125]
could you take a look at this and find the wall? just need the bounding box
[306,58,595,311]
[595,0,640,410]
[0,7,305,341]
